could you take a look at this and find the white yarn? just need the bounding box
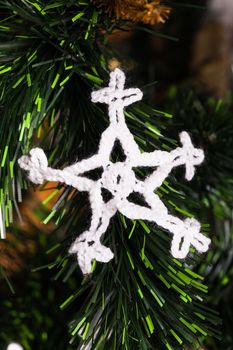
[18,68,210,274]
[7,343,24,350]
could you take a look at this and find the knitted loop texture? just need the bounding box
[18,68,210,274]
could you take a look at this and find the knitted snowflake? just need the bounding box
[18,68,210,274]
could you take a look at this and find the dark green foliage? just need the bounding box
[164,89,233,203]
[163,87,233,350]
[0,2,220,350]
[60,216,220,350]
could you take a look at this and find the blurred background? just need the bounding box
[1,0,233,349]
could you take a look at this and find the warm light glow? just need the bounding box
[7,343,24,350]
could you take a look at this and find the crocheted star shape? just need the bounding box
[18,68,210,274]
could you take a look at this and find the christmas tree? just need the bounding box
[0,1,232,349]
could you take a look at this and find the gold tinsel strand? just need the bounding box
[93,0,171,25]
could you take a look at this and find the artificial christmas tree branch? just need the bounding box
[0,1,220,349]
[93,0,171,25]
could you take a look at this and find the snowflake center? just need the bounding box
[101,162,136,198]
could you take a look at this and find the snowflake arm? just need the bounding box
[63,154,104,176]
[128,131,204,192]
[18,148,94,191]
[118,193,210,259]
[171,132,204,181]
[91,68,142,110]
[69,186,116,274]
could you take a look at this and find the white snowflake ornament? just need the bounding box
[18,68,210,274]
